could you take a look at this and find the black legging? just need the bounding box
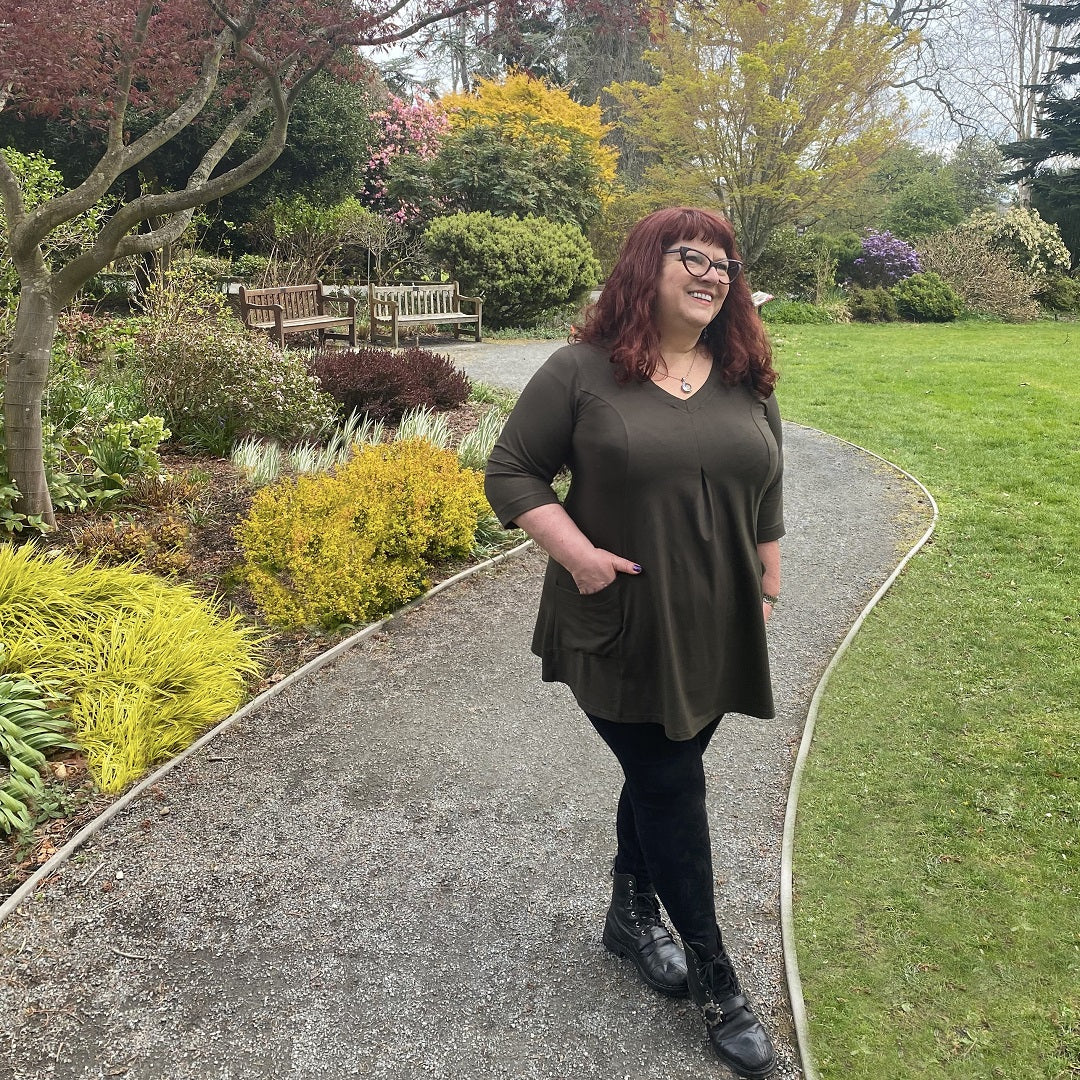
[588,713,723,951]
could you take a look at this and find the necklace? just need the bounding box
[658,350,698,394]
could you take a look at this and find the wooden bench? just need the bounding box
[368,282,482,348]
[238,283,357,348]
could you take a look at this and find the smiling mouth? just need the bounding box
[689,290,715,302]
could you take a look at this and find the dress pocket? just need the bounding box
[553,579,624,657]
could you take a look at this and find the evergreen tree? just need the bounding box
[1002,2,1080,265]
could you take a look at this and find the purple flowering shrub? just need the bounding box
[853,231,921,287]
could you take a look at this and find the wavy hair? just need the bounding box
[574,207,777,397]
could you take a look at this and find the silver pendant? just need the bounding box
[680,378,692,393]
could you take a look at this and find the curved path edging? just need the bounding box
[779,426,939,1080]
[0,539,534,928]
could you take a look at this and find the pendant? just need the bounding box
[680,378,692,393]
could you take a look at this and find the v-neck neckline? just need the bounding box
[645,357,717,407]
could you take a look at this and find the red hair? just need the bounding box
[574,207,778,397]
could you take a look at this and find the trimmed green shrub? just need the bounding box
[891,272,962,322]
[848,286,899,322]
[0,544,262,793]
[1038,273,1080,315]
[236,439,489,630]
[310,346,470,421]
[759,300,839,324]
[423,211,601,328]
[132,317,337,452]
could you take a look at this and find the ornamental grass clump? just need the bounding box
[0,544,262,793]
[236,439,488,630]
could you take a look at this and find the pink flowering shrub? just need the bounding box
[363,95,449,223]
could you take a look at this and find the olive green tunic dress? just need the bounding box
[484,342,785,741]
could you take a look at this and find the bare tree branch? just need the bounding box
[107,0,156,151]
[362,0,480,46]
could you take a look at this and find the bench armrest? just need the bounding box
[242,300,284,315]
[318,289,356,317]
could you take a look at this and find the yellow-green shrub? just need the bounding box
[0,544,262,793]
[237,439,488,630]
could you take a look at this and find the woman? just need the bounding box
[484,207,782,1078]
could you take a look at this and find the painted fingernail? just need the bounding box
[632,564,642,573]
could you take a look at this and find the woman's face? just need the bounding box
[653,237,732,337]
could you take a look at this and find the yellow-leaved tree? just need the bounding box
[413,71,617,229]
[442,72,618,186]
[609,0,913,264]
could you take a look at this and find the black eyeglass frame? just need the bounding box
[663,246,743,282]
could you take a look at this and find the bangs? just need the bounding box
[659,208,736,254]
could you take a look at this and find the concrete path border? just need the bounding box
[778,428,938,1080]
[0,340,939,1079]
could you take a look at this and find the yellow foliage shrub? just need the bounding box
[236,439,488,630]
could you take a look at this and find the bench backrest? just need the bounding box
[240,284,322,320]
[370,283,460,318]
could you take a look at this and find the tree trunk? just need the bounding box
[4,281,58,528]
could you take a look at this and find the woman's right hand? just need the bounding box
[512,504,642,595]
[570,549,643,595]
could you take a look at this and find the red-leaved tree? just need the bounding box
[0,0,661,525]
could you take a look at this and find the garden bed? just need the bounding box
[1,399,500,901]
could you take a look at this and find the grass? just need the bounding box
[774,321,1079,1080]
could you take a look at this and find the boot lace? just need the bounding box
[628,887,663,932]
[699,948,742,1008]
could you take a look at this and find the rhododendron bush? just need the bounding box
[852,230,921,287]
[362,95,450,222]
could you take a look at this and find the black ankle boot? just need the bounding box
[685,937,777,1078]
[602,869,688,997]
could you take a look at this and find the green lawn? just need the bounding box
[774,322,1079,1080]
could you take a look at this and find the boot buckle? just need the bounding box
[702,1000,724,1027]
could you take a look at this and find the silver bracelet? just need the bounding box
[762,592,780,606]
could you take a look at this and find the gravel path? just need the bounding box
[0,341,931,1080]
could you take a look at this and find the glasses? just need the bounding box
[664,246,743,283]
